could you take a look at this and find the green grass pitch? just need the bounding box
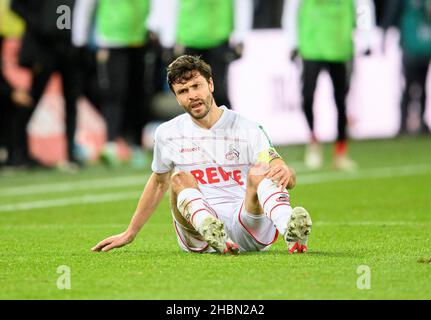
[0,136,430,299]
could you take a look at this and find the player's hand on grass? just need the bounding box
[92,231,135,252]
[265,163,296,190]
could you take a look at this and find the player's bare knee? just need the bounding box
[170,171,198,193]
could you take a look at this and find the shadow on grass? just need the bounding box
[278,249,360,258]
[223,249,357,258]
[297,251,355,258]
[82,247,358,259]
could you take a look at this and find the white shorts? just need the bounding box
[172,201,278,253]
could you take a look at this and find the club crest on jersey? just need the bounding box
[225,145,240,161]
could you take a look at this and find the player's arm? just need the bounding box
[258,148,296,191]
[92,171,171,252]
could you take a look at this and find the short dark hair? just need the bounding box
[166,55,213,92]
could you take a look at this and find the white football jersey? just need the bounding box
[152,106,273,220]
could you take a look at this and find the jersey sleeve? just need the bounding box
[250,125,274,163]
[151,126,174,173]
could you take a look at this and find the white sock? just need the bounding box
[257,178,292,235]
[177,188,215,230]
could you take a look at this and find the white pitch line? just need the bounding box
[0,163,302,197]
[1,163,430,198]
[0,223,126,229]
[0,174,149,197]
[0,221,428,228]
[0,164,430,213]
[298,163,431,185]
[0,191,139,212]
[315,221,429,227]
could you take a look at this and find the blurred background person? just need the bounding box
[0,36,11,167]
[283,0,376,171]
[0,38,33,168]
[11,0,81,171]
[382,0,431,136]
[73,0,159,169]
[0,0,32,169]
[161,0,253,109]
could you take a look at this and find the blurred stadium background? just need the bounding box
[1,0,430,166]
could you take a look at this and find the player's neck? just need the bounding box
[192,103,223,130]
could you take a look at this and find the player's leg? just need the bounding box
[244,164,312,253]
[328,61,357,171]
[416,58,430,134]
[98,48,129,167]
[208,42,232,109]
[301,60,320,135]
[122,46,150,169]
[170,171,239,254]
[400,54,415,135]
[60,54,81,167]
[302,60,323,169]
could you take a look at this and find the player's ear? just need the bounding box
[208,77,214,93]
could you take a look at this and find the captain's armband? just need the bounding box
[257,147,283,164]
